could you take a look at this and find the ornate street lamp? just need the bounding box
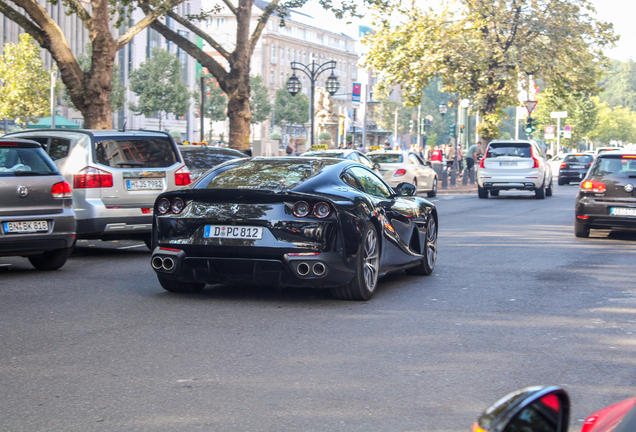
[286,73,301,96]
[325,72,340,95]
[439,101,448,116]
[286,59,339,149]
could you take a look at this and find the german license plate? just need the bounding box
[499,161,517,166]
[610,207,636,216]
[126,180,163,190]
[3,220,48,233]
[204,226,263,239]
[571,164,584,169]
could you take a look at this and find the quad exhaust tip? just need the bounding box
[297,262,310,276]
[312,262,326,276]
[152,256,176,272]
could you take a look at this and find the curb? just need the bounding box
[437,188,477,195]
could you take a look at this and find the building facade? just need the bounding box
[200,0,360,146]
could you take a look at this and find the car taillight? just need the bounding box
[560,162,567,168]
[394,169,407,177]
[171,197,185,214]
[581,180,606,193]
[530,146,540,168]
[313,202,331,218]
[293,201,311,217]
[156,197,187,215]
[479,156,486,168]
[73,167,113,188]
[175,166,191,186]
[51,180,72,198]
[157,198,171,214]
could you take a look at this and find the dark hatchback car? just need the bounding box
[0,138,76,269]
[559,153,594,185]
[178,145,248,181]
[575,152,636,237]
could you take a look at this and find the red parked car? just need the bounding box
[472,386,636,432]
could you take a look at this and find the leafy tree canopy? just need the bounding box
[274,88,308,127]
[364,0,617,142]
[250,75,271,125]
[129,47,190,129]
[0,33,50,125]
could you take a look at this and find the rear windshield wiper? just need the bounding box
[116,162,145,167]
[13,171,55,176]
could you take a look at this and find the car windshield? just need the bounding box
[200,159,336,190]
[181,149,246,171]
[487,143,531,158]
[94,136,178,168]
[564,154,593,163]
[591,155,636,177]
[368,154,403,163]
[0,147,57,176]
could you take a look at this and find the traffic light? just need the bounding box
[449,124,456,137]
[525,117,535,134]
[459,125,465,134]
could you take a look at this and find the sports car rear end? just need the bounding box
[151,159,356,289]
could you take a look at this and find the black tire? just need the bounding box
[405,216,437,276]
[574,219,590,238]
[535,183,546,199]
[558,178,565,186]
[565,180,570,185]
[157,274,206,293]
[478,185,488,199]
[546,179,553,197]
[427,178,437,198]
[144,238,152,250]
[490,190,499,197]
[28,247,72,271]
[331,223,380,301]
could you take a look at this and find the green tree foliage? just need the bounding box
[129,48,190,129]
[274,88,309,128]
[599,60,636,111]
[250,75,271,125]
[589,103,636,144]
[364,0,617,142]
[0,34,50,126]
[0,0,181,128]
[63,44,125,112]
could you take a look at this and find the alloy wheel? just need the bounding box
[363,228,379,292]
[426,218,437,269]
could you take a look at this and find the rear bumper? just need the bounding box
[0,210,76,256]
[151,248,356,289]
[478,171,544,190]
[559,171,587,182]
[576,198,636,230]
[76,216,152,240]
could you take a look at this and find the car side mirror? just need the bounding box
[373,162,381,171]
[425,161,432,167]
[394,182,416,196]
[473,386,569,432]
[546,154,553,160]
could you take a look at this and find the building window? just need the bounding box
[177,30,189,81]
[147,27,160,57]
[270,69,274,84]
[280,47,284,62]
[280,71,284,86]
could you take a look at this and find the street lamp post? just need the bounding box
[286,59,340,149]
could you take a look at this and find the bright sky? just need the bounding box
[299,0,635,62]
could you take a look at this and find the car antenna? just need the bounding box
[120,119,127,132]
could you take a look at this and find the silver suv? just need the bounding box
[8,130,190,245]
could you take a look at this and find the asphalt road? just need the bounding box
[1,184,635,432]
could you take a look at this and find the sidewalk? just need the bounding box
[437,181,477,195]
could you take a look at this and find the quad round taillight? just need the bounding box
[293,201,311,217]
[157,198,171,214]
[171,197,185,214]
[313,202,331,218]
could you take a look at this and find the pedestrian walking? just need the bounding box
[445,143,456,170]
[465,141,483,184]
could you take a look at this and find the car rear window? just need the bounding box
[94,136,178,168]
[200,159,335,190]
[368,154,403,163]
[181,149,245,171]
[0,147,58,176]
[591,155,636,178]
[564,154,593,163]
[487,143,531,158]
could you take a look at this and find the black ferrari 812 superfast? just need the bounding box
[150,157,438,300]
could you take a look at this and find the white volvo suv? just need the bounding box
[477,140,553,199]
